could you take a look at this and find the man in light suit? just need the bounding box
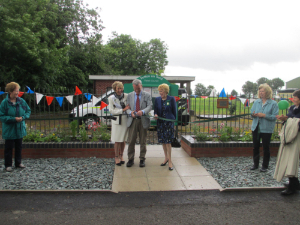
[126,79,152,167]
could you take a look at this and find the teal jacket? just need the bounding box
[250,98,279,133]
[0,94,31,139]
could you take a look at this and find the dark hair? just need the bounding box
[293,89,300,99]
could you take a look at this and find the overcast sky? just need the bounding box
[85,0,300,94]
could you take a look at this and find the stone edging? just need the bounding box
[0,142,115,158]
[181,135,280,157]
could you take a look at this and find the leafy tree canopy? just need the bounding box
[103,32,168,75]
[242,77,285,96]
[0,0,103,90]
[194,83,213,96]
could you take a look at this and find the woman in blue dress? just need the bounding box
[154,84,177,170]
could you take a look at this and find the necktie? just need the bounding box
[136,95,140,112]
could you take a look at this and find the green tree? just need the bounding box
[231,89,238,96]
[256,77,270,86]
[194,83,209,96]
[103,32,168,75]
[269,78,284,94]
[206,85,215,96]
[0,0,103,90]
[242,81,255,97]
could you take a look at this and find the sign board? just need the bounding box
[217,99,229,108]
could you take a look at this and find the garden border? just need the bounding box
[0,142,114,158]
[181,135,280,158]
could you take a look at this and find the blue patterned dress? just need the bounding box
[157,99,174,143]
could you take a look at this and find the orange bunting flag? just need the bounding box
[174,96,181,102]
[18,92,24,97]
[201,96,208,99]
[229,96,236,100]
[289,98,294,102]
[74,86,82,95]
[46,96,54,106]
[100,101,108,110]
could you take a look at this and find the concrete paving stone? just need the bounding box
[175,165,211,177]
[112,177,149,192]
[148,177,186,191]
[181,176,223,190]
[145,166,180,178]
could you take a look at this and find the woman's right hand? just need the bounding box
[123,104,130,111]
[276,115,288,121]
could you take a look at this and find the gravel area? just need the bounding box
[0,158,114,190]
[197,156,300,189]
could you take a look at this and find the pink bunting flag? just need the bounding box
[201,96,208,99]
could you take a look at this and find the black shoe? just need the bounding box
[139,160,145,167]
[284,179,300,190]
[250,165,258,170]
[121,161,125,164]
[281,188,296,195]
[160,160,168,166]
[260,167,267,172]
[126,160,134,167]
[115,157,121,166]
[169,167,173,171]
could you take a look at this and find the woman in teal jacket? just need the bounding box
[250,83,278,172]
[0,82,31,172]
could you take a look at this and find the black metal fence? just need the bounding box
[0,88,294,143]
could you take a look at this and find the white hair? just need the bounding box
[132,79,142,86]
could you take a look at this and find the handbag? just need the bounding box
[171,138,181,148]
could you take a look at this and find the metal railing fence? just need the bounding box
[0,88,294,143]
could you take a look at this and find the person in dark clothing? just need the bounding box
[276,89,300,195]
[154,84,177,171]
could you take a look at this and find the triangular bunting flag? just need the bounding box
[229,96,236,100]
[91,95,99,103]
[36,93,44,104]
[55,97,64,107]
[100,101,108,110]
[18,92,24,97]
[244,99,249,107]
[84,93,92,101]
[219,88,226,97]
[174,96,181,102]
[46,96,54,106]
[0,91,5,95]
[26,86,34,94]
[249,98,256,104]
[65,95,73,104]
[74,86,82,95]
[289,98,294,102]
[201,96,208,99]
[239,98,246,104]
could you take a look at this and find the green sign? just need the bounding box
[124,74,178,97]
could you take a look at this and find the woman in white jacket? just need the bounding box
[108,81,130,166]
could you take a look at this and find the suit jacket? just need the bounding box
[126,91,152,129]
[154,95,177,120]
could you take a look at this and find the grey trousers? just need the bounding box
[127,119,147,160]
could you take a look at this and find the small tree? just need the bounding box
[231,89,238,96]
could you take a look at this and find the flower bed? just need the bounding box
[0,142,114,159]
[181,135,280,158]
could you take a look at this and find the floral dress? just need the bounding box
[157,99,174,144]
